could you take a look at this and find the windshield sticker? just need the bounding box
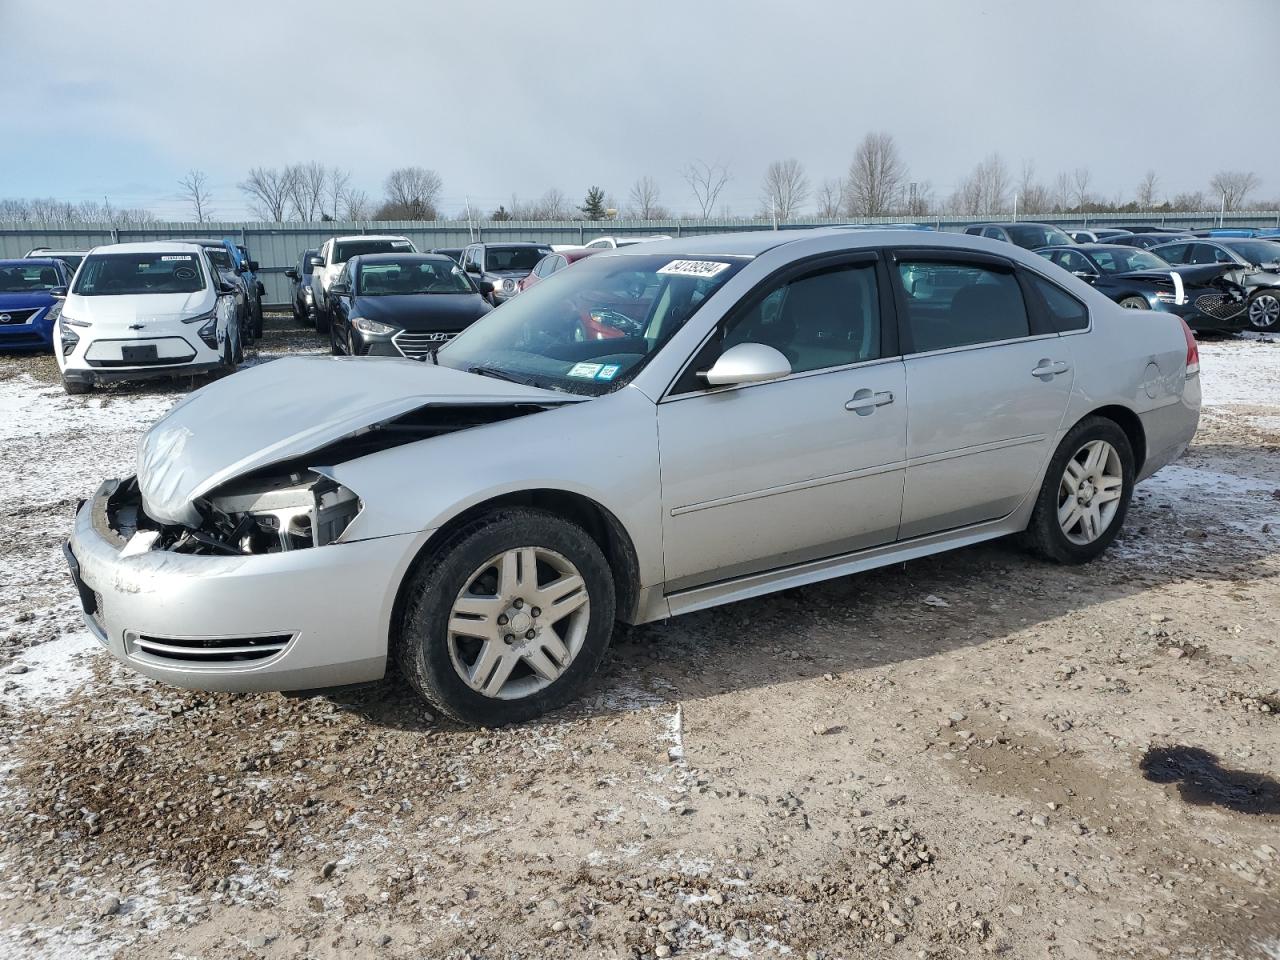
[567,362,603,379]
[657,259,731,279]
[160,255,192,261]
[596,364,621,381]
[173,267,197,281]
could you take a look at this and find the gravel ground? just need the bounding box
[0,318,1277,960]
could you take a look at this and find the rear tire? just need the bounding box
[395,508,616,726]
[1023,416,1134,564]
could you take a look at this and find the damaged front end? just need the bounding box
[105,470,361,556]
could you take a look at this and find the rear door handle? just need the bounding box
[1031,359,1070,379]
[845,389,895,415]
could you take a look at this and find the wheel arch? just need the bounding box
[388,488,642,650]
[1074,404,1147,472]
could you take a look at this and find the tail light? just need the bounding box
[1180,318,1199,377]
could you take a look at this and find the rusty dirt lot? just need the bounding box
[0,317,1277,960]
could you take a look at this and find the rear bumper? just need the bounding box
[1137,378,1201,482]
[66,479,429,692]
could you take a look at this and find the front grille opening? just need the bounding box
[132,633,292,664]
[1194,293,1246,321]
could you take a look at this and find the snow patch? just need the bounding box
[0,630,101,710]
[1197,339,1280,408]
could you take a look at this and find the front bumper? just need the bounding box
[66,479,428,693]
[0,313,55,351]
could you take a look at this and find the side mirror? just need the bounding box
[50,286,68,299]
[477,280,494,295]
[285,269,298,280]
[331,281,351,296]
[308,256,324,269]
[247,260,260,272]
[1072,271,1101,284]
[700,342,792,387]
[465,262,481,274]
[218,282,238,296]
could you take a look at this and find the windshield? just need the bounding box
[334,239,415,262]
[358,258,474,295]
[1089,248,1168,274]
[1007,225,1073,249]
[0,263,62,293]
[202,246,233,270]
[438,253,746,396]
[73,252,207,296]
[1223,240,1280,266]
[485,246,550,272]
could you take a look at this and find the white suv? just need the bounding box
[583,235,672,249]
[55,242,240,394]
[310,235,416,333]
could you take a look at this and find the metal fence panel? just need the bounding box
[5,212,1279,306]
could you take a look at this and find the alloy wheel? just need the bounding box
[1248,293,1279,329]
[1058,439,1124,545]
[1118,296,1150,310]
[447,547,590,700]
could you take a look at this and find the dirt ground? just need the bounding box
[1,316,1277,960]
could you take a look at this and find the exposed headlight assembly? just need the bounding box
[351,316,398,336]
[194,471,362,555]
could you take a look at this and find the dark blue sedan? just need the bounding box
[0,258,71,352]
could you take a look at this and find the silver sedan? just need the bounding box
[67,229,1201,724]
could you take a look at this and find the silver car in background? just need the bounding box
[66,230,1201,725]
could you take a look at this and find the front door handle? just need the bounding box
[845,389,895,415]
[1031,359,1070,380]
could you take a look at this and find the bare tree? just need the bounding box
[238,166,296,221]
[1135,169,1159,211]
[1017,161,1052,215]
[325,168,352,221]
[1052,171,1072,213]
[843,132,907,218]
[950,153,1010,216]
[628,176,665,219]
[1171,190,1207,211]
[1209,170,1260,211]
[815,178,844,218]
[759,159,810,222]
[287,162,328,221]
[379,166,443,219]
[1071,167,1093,211]
[178,169,213,223]
[343,189,372,220]
[682,160,731,219]
[0,196,153,224]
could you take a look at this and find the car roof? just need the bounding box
[87,241,208,255]
[332,234,410,242]
[475,241,550,247]
[969,221,1062,229]
[25,248,85,255]
[351,252,455,264]
[2,257,64,267]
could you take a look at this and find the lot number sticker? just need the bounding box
[160,256,192,261]
[568,362,603,379]
[657,260,731,279]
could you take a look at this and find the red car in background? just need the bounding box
[518,247,600,293]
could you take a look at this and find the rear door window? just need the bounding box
[1026,273,1089,332]
[895,259,1031,353]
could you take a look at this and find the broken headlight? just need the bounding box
[199,471,361,554]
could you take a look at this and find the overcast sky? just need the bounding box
[4,0,1277,220]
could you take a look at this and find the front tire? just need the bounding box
[1247,290,1280,332]
[61,374,92,395]
[314,304,330,335]
[396,508,616,725]
[1117,295,1150,310]
[1023,417,1134,564]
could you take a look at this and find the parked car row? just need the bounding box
[963,222,1280,332]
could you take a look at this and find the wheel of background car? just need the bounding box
[1118,295,1150,310]
[329,322,342,356]
[221,333,238,375]
[1023,416,1134,565]
[233,326,244,365]
[314,305,330,335]
[1247,290,1280,331]
[252,302,263,339]
[395,507,615,725]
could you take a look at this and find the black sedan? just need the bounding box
[1037,243,1249,333]
[1101,232,1194,250]
[326,253,493,359]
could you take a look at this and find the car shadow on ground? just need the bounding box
[343,476,1280,732]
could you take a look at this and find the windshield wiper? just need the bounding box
[467,365,524,384]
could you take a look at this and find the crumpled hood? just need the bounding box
[138,355,573,526]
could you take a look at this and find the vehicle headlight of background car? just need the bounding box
[350,315,398,336]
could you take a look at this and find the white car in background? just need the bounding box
[55,242,240,394]
[583,235,673,249]
[310,235,417,334]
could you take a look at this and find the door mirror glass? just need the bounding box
[476,280,494,295]
[701,342,792,387]
[285,269,298,280]
[331,281,351,296]
[308,256,324,269]
[50,286,68,299]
